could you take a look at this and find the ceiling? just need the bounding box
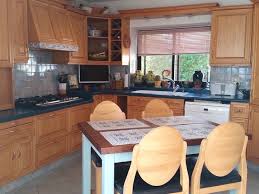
[86,0,252,12]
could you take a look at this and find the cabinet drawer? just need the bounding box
[0,123,34,146]
[36,110,68,144]
[69,131,82,152]
[102,95,117,103]
[230,103,249,119]
[127,106,144,119]
[0,117,33,130]
[37,135,67,167]
[164,99,184,111]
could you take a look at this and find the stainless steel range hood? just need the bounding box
[28,0,79,52]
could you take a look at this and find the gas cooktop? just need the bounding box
[16,95,83,107]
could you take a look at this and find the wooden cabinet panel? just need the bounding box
[252,4,259,105]
[0,144,14,185]
[102,95,118,103]
[28,0,57,43]
[37,135,67,167]
[14,136,35,177]
[0,68,13,111]
[11,0,29,63]
[0,0,12,67]
[36,110,68,144]
[248,105,259,161]
[210,9,252,65]
[69,131,82,152]
[49,6,75,45]
[69,12,87,63]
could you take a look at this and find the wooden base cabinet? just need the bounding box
[127,96,184,119]
[68,104,91,152]
[92,95,118,110]
[0,119,35,186]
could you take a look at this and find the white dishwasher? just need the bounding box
[185,101,230,124]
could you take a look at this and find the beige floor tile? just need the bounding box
[6,154,259,194]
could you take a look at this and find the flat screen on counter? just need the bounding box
[79,65,110,83]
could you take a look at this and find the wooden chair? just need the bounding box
[114,126,189,194]
[142,99,173,118]
[90,101,126,194]
[190,122,248,194]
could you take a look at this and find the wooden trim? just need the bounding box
[119,3,219,18]
[212,5,253,10]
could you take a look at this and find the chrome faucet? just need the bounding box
[161,70,180,92]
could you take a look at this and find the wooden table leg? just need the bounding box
[102,154,115,194]
[82,135,91,194]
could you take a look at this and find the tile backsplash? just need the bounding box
[210,66,252,89]
[14,50,77,99]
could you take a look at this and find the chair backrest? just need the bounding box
[204,122,246,177]
[142,99,173,118]
[136,126,185,186]
[90,101,126,121]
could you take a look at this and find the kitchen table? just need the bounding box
[79,116,218,194]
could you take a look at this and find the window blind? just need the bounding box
[137,27,211,56]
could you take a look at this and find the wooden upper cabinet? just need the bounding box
[0,0,12,67]
[252,4,259,105]
[28,0,57,43]
[11,0,29,63]
[210,9,252,65]
[49,6,75,45]
[69,12,87,63]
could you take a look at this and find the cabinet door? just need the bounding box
[102,95,118,104]
[14,136,35,177]
[0,0,12,67]
[0,144,14,185]
[11,0,29,63]
[28,0,56,43]
[69,131,82,152]
[49,6,75,45]
[249,105,259,161]
[252,4,259,105]
[36,110,68,144]
[211,9,252,65]
[70,105,91,132]
[69,12,87,64]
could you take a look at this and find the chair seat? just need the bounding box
[187,157,242,188]
[114,163,182,194]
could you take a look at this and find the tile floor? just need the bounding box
[5,153,259,194]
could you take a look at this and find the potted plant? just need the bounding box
[154,75,161,88]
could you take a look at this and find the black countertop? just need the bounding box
[0,88,249,124]
[0,98,93,123]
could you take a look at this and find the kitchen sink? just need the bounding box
[131,90,188,97]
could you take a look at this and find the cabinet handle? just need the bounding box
[8,130,15,134]
[12,152,16,160]
[204,108,209,111]
[49,114,55,117]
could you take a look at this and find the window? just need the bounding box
[137,27,211,81]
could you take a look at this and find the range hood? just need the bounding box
[28,0,79,52]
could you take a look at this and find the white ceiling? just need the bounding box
[88,0,252,12]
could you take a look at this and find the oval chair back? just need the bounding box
[204,122,246,177]
[123,126,189,194]
[142,99,173,118]
[90,101,126,121]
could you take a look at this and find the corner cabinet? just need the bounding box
[210,8,252,65]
